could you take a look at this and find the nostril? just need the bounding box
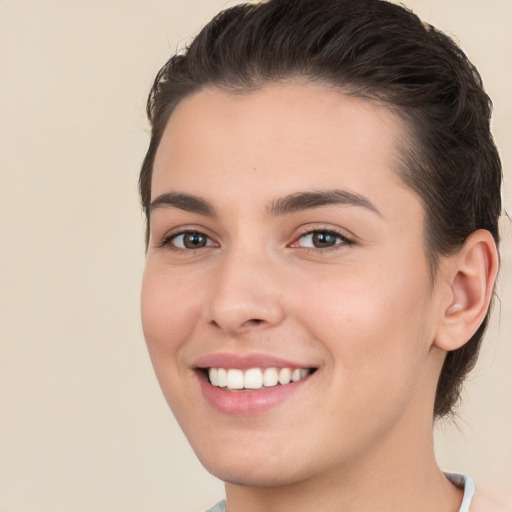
[239,318,266,330]
[209,318,263,329]
[246,319,264,326]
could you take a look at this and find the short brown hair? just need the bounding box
[139,0,502,418]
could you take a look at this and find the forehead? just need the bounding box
[151,82,420,221]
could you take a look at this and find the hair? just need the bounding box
[139,0,502,418]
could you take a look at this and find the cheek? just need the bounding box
[299,279,435,438]
[141,264,209,417]
[141,263,203,362]
[292,263,434,378]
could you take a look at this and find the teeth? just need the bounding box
[209,368,219,386]
[226,369,244,389]
[217,368,227,387]
[207,367,312,390]
[278,368,291,385]
[244,368,263,389]
[262,367,278,387]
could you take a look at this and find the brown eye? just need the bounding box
[311,232,338,248]
[299,231,343,249]
[298,230,345,249]
[170,231,213,249]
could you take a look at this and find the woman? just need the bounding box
[139,0,507,510]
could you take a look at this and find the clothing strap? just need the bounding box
[446,473,476,512]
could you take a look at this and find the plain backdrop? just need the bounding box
[0,1,511,511]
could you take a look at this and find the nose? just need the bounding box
[208,250,286,336]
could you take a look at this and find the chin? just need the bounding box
[203,458,308,488]
[190,432,324,489]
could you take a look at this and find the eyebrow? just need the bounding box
[150,192,216,216]
[149,188,382,218]
[267,189,382,217]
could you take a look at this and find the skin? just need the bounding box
[141,83,498,512]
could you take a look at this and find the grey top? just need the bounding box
[205,500,227,512]
[204,473,476,512]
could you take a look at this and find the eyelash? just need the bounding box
[157,227,355,253]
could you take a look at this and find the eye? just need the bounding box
[165,231,216,250]
[294,230,352,249]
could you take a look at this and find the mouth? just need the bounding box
[203,366,316,391]
[193,353,318,414]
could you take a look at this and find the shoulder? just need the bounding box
[471,488,512,512]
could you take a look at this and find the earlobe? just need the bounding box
[434,229,499,352]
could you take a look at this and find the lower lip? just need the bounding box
[197,373,311,415]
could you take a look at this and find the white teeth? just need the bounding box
[244,368,263,389]
[217,368,227,387]
[208,367,312,390]
[226,369,244,389]
[209,368,219,386]
[262,367,279,387]
[278,367,292,385]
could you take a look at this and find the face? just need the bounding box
[141,83,446,488]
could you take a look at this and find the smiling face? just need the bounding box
[141,83,448,488]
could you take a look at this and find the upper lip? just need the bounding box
[193,352,317,370]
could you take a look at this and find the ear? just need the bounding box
[433,229,499,351]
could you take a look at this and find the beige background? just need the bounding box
[0,0,510,511]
